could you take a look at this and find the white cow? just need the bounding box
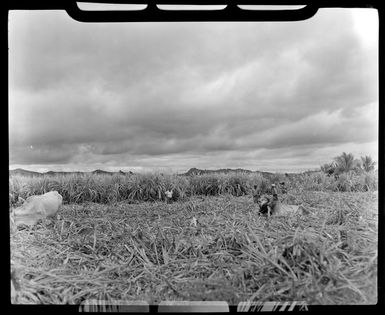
[12,191,63,227]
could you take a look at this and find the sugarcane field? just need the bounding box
[9,168,378,307]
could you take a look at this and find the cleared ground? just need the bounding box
[10,191,378,305]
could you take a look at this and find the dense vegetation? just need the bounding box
[320,152,376,175]
[11,191,378,305]
[9,169,377,206]
[10,152,378,306]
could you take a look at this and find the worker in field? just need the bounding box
[165,190,173,204]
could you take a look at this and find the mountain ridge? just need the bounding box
[9,168,134,177]
[181,167,275,177]
[9,167,306,177]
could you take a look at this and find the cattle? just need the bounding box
[253,185,268,212]
[268,184,281,215]
[253,184,308,217]
[253,184,281,217]
[257,195,271,215]
[11,191,62,227]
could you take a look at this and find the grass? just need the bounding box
[10,189,378,306]
[9,170,378,206]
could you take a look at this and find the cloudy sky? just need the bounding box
[9,8,378,173]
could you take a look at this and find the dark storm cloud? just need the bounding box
[9,9,378,170]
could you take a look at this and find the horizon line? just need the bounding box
[9,166,320,175]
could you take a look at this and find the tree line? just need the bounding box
[320,152,376,176]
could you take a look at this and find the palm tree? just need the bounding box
[361,155,376,172]
[333,152,355,174]
[353,158,363,172]
[320,162,337,175]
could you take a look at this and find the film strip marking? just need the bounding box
[78,299,307,312]
[79,300,149,312]
[237,301,308,312]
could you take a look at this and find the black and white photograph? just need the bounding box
[9,2,378,310]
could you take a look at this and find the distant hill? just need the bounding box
[10,167,303,178]
[180,167,274,177]
[9,168,43,177]
[45,171,85,176]
[92,169,113,175]
[9,168,134,177]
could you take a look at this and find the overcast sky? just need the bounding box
[8,8,378,173]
